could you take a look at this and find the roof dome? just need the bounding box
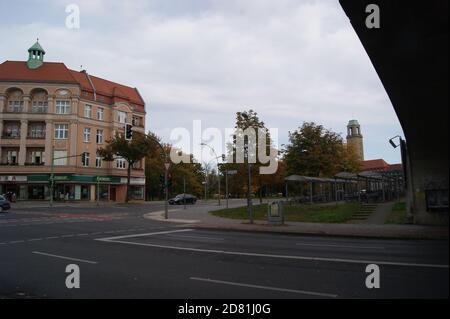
[28,41,46,54]
[348,119,360,126]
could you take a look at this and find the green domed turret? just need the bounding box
[27,40,46,69]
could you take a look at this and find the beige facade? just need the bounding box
[0,73,146,202]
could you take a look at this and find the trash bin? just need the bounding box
[267,201,284,225]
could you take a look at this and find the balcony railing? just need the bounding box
[27,133,46,139]
[0,162,19,166]
[31,107,48,114]
[1,133,20,139]
[24,162,45,166]
[4,108,23,113]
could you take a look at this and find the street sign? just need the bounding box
[164,163,171,170]
[227,170,238,175]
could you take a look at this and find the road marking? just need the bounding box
[32,251,98,264]
[166,234,224,241]
[9,240,25,244]
[296,243,385,250]
[190,277,338,298]
[97,229,194,241]
[96,231,449,269]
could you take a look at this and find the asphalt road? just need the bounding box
[0,202,448,299]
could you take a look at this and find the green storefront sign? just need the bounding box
[27,174,122,183]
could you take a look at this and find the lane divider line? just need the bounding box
[32,251,98,264]
[190,277,338,298]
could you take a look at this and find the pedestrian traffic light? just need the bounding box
[222,154,226,162]
[125,124,133,140]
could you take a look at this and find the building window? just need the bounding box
[53,150,68,166]
[6,150,18,165]
[30,150,45,165]
[3,123,20,138]
[32,101,48,113]
[96,129,103,144]
[132,116,142,127]
[84,104,92,118]
[97,107,104,121]
[96,155,102,168]
[56,100,71,114]
[83,128,91,142]
[116,158,126,169]
[8,100,24,113]
[29,123,46,138]
[54,124,69,139]
[117,111,127,124]
[82,152,90,167]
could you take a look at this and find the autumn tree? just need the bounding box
[144,131,204,200]
[98,132,153,202]
[222,109,281,201]
[284,122,360,178]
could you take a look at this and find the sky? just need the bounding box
[0,0,404,165]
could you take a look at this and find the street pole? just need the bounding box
[97,177,100,207]
[217,168,221,206]
[50,149,54,207]
[183,175,186,210]
[164,162,169,220]
[225,171,229,209]
[248,162,253,224]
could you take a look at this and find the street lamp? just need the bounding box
[200,143,224,206]
[244,144,253,224]
[389,135,412,220]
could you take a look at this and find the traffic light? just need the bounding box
[125,124,133,140]
[222,154,226,162]
[159,174,164,185]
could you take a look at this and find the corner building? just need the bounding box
[0,41,146,202]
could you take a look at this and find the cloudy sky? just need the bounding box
[0,0,404,165]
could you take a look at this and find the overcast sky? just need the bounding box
[0,0,404,165]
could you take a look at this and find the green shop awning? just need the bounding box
[26,174,122,183]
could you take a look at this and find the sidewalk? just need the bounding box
[144,202,449,240]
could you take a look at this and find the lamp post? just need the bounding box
[389,135,413,221]
[200,143,224,206]
[244,144,253,224]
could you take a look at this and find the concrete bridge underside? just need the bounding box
[340,0,449,224]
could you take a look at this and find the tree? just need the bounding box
[144,131,204,200]
[284,122,361,178]
[222,109,280,200]
[98,132,153,202]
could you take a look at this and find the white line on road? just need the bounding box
[190,277,338,298]
[32,251,98,264]
[97,229,194,241]
[96,231,449,269]
[296,243,385,250]
[166,234,224,241]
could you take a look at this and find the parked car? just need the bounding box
[0,195,11,213]
[168,194,197,205]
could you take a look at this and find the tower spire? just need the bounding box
[27,40,46,69]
